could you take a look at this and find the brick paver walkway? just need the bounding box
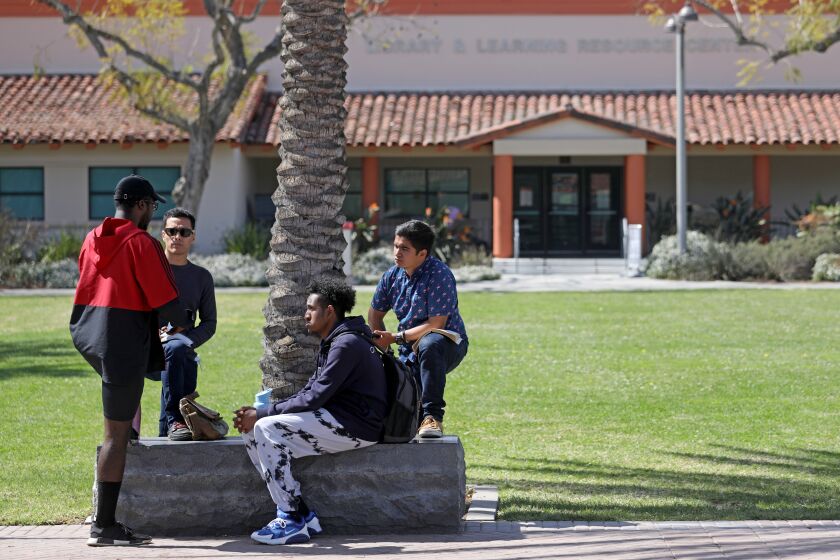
[4,521,840,559]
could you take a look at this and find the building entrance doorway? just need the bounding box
[513,166,622,256]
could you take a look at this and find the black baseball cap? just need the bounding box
[113,175,166,203]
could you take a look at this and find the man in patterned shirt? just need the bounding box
[368,219,469,438]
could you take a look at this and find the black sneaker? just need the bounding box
[87,522,152,546]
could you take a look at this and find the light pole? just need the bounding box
[665,2,697,254]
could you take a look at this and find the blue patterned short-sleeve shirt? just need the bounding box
[371,256,468,361]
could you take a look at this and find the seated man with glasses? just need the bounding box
[150,207,217,440]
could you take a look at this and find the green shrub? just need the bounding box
[812,253,840,282]
[644,231,731,281]
[352,246,393,285]
[452,265,500,282]
[450,244,492,268]
[0,208,41,267]
[765,231,840,281]
[727,241,773,281]
[222,222,271,259]
[710,191,768,243]
[190,254,267,287]
[645,195,675,250]
[428,207,489,265]
[38,231,84,263]
[0,259,78,288]
[795,204,840,237]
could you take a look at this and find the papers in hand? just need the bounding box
[160,329,194,347]
[411,328,462,353]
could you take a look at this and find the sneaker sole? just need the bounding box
[306,518,322,535]
[250,531,310,545]
[418,430,442,438]
[87,537,152,546]
[168,433,193,441]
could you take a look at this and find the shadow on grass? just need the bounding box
[474,447,840,520]
[0,339,87,379]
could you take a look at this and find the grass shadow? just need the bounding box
[0,339,87,379]
[474,446,840,520]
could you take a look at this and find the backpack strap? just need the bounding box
[327,330,403,365]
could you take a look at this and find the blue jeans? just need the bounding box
[411,333,469,422]
[150,338,198,436]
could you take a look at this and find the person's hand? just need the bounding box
[233,406,257,433]
[159,326,168,342]
[372,330,394,350]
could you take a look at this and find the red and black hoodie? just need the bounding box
[70,217,189,384]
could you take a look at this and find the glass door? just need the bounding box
[584,170,621,252]
[513,169,543,253]
[547,171,582,253]
[512,166,621,256]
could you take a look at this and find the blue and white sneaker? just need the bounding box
[250,512,310,545]
[304,511,322,535]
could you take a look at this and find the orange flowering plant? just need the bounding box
[425,206,487,264]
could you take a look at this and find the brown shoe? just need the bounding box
[418,416,443,438]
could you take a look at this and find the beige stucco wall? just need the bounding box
[646,155,754,208]
[770,156,840,222]
[646,153,839,223]
[0,143,248,254]
[5,16,840,91]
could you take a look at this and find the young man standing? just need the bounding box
[234,278,386,545]
[70,175,189,546]
[153,207,217,440]
[368,219,469,438]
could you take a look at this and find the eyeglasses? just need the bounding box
[163,227,194,238]
[142,199,159,211]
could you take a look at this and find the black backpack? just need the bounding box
[333,331,420,443]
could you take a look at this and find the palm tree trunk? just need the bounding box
[261,0,349,396]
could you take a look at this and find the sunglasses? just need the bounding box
[163,227,194,238]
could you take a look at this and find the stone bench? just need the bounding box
[99,435,465,536]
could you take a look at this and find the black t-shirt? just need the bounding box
[166,261,217,348]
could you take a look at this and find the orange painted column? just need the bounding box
[493,155,514,258]
[624,154,646,247]
[361,156,380,223]
[753,154,771,241]
[753,154,771,212]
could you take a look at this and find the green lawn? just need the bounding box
[2,290,840,524]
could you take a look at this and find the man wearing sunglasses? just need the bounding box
[151,207,217,441]
[71,175,191,546]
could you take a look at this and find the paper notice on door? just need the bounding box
[519,187,533,207]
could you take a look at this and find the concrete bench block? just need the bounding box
[98,435,465,536]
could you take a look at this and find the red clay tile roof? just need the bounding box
[245,90,840,147]
[0,73,266,145]
[3,77,839,148]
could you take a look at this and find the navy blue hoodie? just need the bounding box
[256,316,387,442]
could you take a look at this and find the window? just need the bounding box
[384,168,469,217]
[89,166,180,220]
[0,168,44,220]
[342,168,363,220]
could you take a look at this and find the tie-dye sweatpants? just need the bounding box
[243,408,376,513]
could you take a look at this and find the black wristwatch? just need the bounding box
[395,331,406,345]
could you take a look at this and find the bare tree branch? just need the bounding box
[692,0,840,63]
[107,70,193,130]
[36,0,200,91]
[239,0,270,24]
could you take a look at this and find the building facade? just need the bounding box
[1,0,839,256]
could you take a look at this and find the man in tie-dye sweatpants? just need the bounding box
[234,278,387,545]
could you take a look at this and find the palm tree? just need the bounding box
[261,0,350,396]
